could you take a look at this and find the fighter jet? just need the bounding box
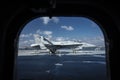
[31,34,83,54]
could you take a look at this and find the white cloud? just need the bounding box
[36,29,42,34]
[19,33,34,47]
[47,35,52,39]
[29,33,32,36]
[19,40,29,47]
[56,37,65,41]
[41,17,51,25]
[55,37,70,41]
[81,36,105,46]
[43,31,53,39]
[20,34,28,38]
[41,17,59,24]
[43,31,52,35]
[61,26,74,31]
[20,33,33,38]
[29,39,34,43]
[19,39,34,48]
[52,17,59,23]
[23,41,29,44]
[35,29,53,39]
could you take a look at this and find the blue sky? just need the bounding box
[19,17,104,48]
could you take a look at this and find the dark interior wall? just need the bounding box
[0,0,120,80]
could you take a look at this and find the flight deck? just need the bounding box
[16,50,108,80]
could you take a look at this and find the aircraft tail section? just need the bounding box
[33,34,46,49]
[43,37,53,45]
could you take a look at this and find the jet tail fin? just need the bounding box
[43,37,53,45]
[34,34,53,45]
[33,34,46,49]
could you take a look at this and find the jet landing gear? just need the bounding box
[72,48,77,54]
